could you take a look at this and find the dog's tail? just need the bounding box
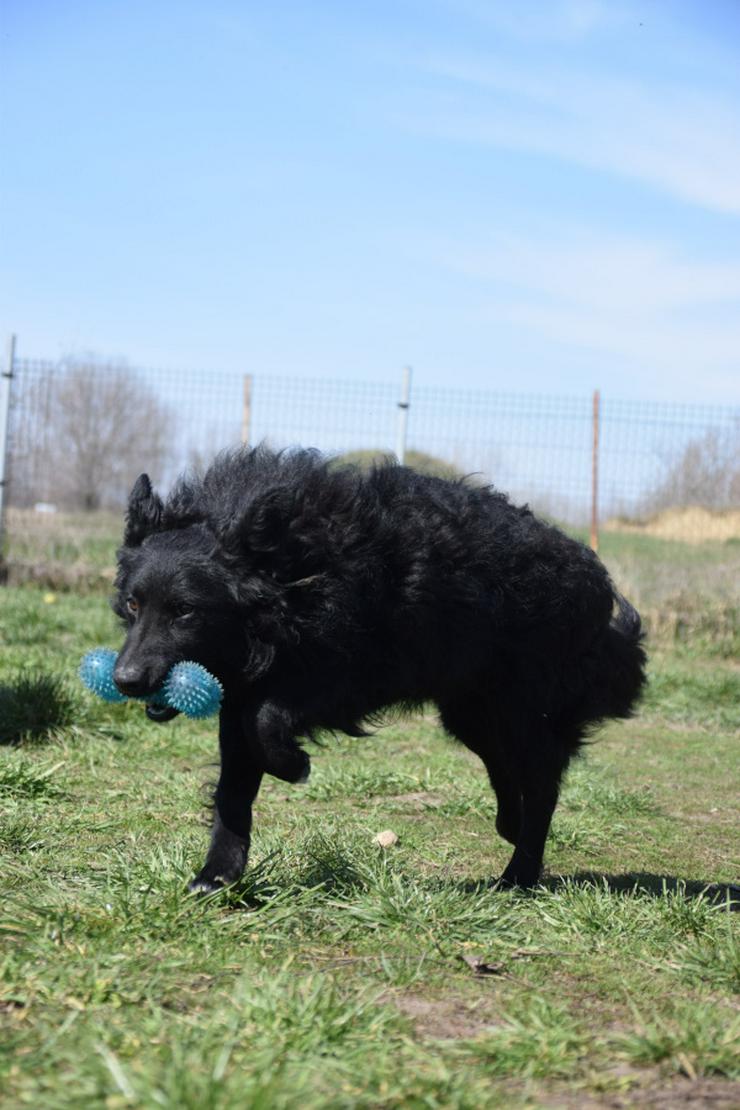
[597,590,647,721]
[611,591,642,643]
[559,590,647,734]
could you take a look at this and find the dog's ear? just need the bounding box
[244,488,297,555]
[123,473,164,546]
[222,487,313,577]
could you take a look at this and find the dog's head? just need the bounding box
[112,476,227,698]
[112,474,290,701]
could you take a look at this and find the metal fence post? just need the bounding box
[0,334,16,569]
[396,365,412,464]
[590,388,600,552]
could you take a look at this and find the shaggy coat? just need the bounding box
[113,448,646,891]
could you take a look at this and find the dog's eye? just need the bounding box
[126,597,139,615]
[175,608,195,622]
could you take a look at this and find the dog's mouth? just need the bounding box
[145,703,181,723]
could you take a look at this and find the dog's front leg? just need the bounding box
[189,696,263,894]
[255,700,310,784]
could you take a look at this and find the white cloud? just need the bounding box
[410,54,740,214]
[443,233,740,312]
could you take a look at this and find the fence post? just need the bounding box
[0,334,16,571]
[396,365,412,464]
[590,388,600,553]
[241,374,253,446]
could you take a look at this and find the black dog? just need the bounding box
[113,447,646,893]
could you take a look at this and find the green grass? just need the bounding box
[0,673,80,746]
[1,586,739,1108]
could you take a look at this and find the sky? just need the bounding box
[2,0,740,404]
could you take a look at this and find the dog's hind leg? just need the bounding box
[190,697,263,894]
[487,753,523,846]
[439,698,522,846]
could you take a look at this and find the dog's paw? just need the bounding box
[188,872,225,896]
[496,863,541,890]
[189,865,244,895]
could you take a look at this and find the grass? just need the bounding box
[4,508,120,591]
[1,586,739,1108]
[0,673,80,745]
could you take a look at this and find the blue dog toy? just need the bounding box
[79,649,223,719]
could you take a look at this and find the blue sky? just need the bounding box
[2,0,740,403]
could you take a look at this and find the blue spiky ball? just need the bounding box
[158,661,223,719]
[79,648,127,703]
[79,651,223,719]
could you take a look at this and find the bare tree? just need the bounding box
[643,424,740,514]
[45,360,172,510]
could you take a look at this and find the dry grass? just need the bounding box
[3,508,119,590]
[605,506,740,544]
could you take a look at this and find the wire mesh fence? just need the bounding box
[2,354,739,577]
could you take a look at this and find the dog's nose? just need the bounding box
[113,665,151,698]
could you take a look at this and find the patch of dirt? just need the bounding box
[389,990,498,1040]
[680,810,739,829]
[387,791,444,810]
[390,990,740,1107]
[639,1077,740,1107]
[546,1074,740,1108]
[604,507,740,544]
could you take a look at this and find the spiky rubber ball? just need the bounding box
[79,648,127,703]
[158,661,223,719]
[79,651,223,719]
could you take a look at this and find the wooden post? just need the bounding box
[241,374,252,446]
[396,365,412,464]
[590,389,600,552]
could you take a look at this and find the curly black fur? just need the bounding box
[113,447,646,891]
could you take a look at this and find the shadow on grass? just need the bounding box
[438,872,739,907]
[545,871,740,907]
[0,673,77,745]
[212,864,740,915]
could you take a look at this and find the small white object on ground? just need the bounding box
[373,829,398,848]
